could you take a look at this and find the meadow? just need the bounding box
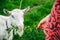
[0,0,54,40]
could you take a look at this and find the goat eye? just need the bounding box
[11,15,15,18]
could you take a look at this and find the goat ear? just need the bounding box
[3,9,11,15]
[22,6,30,13]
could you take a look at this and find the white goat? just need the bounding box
[0,6,30,40]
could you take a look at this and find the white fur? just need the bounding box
[0,6,30,40]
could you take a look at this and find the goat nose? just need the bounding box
[19,26,23,31]
[17,26,23,33]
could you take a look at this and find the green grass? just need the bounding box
[0,0,54,40]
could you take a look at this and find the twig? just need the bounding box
[19,0,23,9]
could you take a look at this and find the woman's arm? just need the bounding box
[37,14,51,29]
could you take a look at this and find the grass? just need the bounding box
[0,0,54,40]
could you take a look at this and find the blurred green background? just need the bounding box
[0,0,54,40]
